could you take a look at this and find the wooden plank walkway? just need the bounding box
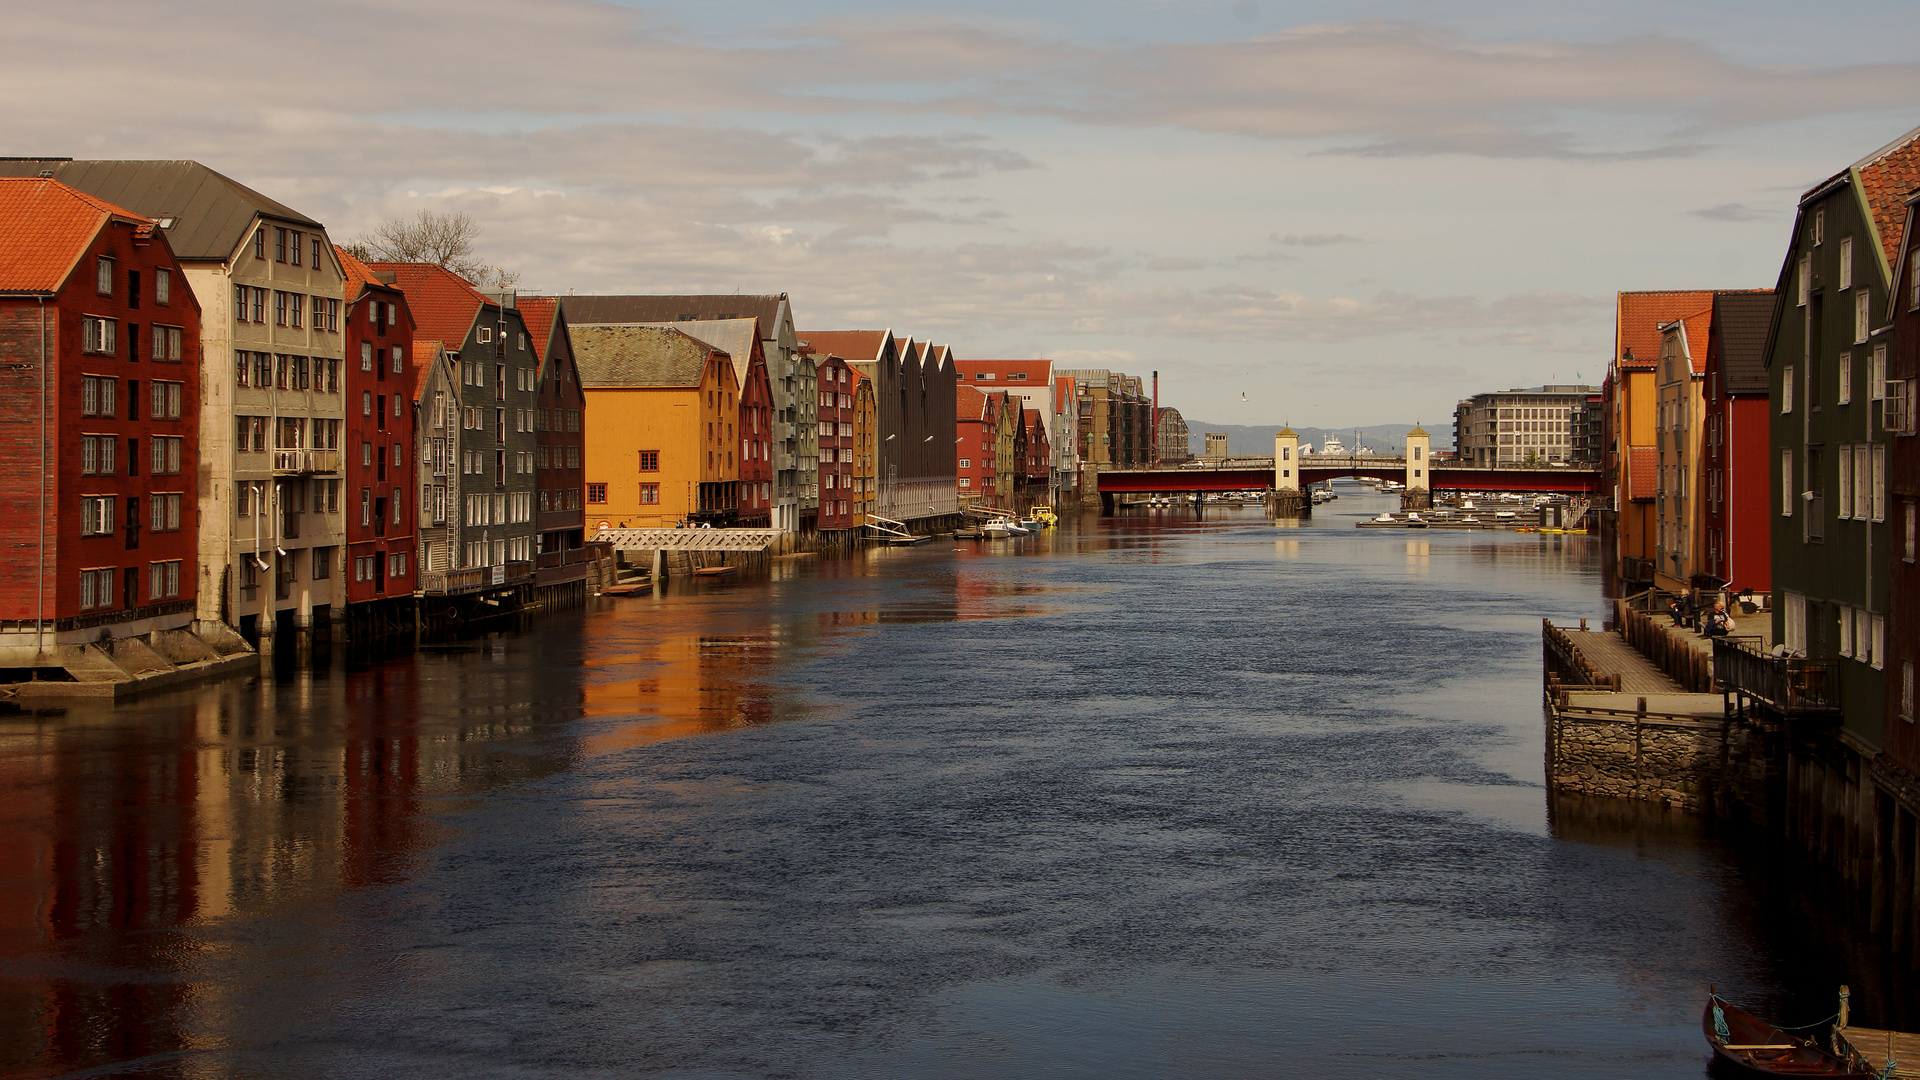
[592,528,783,552]
[1561,630,1684,694]
[1836,1025,1920,1077]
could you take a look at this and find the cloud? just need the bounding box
[1689,202,1770,222]
[1277,233,1360,247]
[1146,257,1205,271]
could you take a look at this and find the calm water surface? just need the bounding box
[0,489,1905,1078]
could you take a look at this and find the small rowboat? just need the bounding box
[693,565,738,578]
[1704,994,1869,1077]
[600,581,652,597]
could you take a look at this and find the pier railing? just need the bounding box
[1713,637,1841,716]
[1542,620,1620,691]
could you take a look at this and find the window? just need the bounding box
[153,268,171,306]
[958,457,970,469]
[392,345,403,373]
[1856,289,1871,344]
[1873,615,1886,671]
[95,256,114,295]
[959,477,972,488]
[150,380,183,420]
[361,341,374,372]
[148,560,181,599]
[150,493,182,532]
[274,228,287,262]
[587,483,607,504]
[150,436,182,475]
[151,325,183,363]
[1840,448,1854,519]
[477,326,492,344]
[79,567,114,610]
[81,375,115,417]
[1799,254,1811,306]
[638,450,660,471]
[1782,365,1794,414]
[82,317,116,355]
[80,434,114,475]
[1874,444,1888,522]
[1814,208,1825,245]
[1840,237,1854,289]
[362,391,373,416]
[1840,353,1853,405]
[250,287,265,323]
[360,488,372,526]
[1781,448,1793,517]
[80,496,115,536]
[389,552,408,579]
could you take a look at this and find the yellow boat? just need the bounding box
[1032,505,1059,527]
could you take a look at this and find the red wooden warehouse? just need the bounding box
[0,178,201,653]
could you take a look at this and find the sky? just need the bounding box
[9,1,1920,426]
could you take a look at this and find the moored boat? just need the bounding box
[693,565,738,578]
[1703,994,1868,1077]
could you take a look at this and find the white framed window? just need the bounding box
[1782,365,1795,413]
[95,256,113,295]
[1781,448,1794,517]
[1872,344,1888,405]
[79,567,114,609]
[361,342,374,371]
[80,495,115,536]
[1784,592,1807,655]
[150,436,182,475]
[1873,615,1886,671]
[1839,353,1853,405]
[1873,444,1888,522]
[148,560,181,599]
[82,317,116,355]
[1815,208,1825,245]
[477,326,492,343]
[1839,446,1854,519]
[1855,289,1871,344]
[150,493,182,531]
[1840,606,1854,658]
[1840,236,1854,289]
[1798,254,1811,306]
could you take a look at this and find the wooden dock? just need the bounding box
[1835,1025,1920,1077]
[1558,629,1685,694]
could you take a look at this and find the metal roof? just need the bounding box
[562,294,785,334]
[0,159,323,261]
[1711,291,1775,395]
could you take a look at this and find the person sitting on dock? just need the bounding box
[1667,598,1688,627]
[1702,602,1734,638]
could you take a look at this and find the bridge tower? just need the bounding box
[1403,427,1432,510]
[1272,427,1308,518]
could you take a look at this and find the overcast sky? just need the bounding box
[11,1,1920,425]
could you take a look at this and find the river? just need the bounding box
[0,486,1906,1078]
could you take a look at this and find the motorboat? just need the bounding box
[983,520,1029,537]
[1405,512,1429,529]
[1372,513,1396,523]
[1032,506,1059,526]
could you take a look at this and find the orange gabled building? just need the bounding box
[572,325,739,527]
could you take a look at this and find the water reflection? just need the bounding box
[0,497,1909,1079]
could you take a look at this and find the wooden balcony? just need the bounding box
[1714,637,1841,717]
[419,561,533,596]
[273,449,341,475]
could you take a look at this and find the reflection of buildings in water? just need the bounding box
[1404,539,1431,572]
[0,643,581,1078]
[581,634,778,753]
[1274,539,1300,560]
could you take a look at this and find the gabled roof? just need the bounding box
[1054,376,1077,414]
[1658,308,1715,376]
[410,341,448,404]
[572,325,723,388]
[367,262,491,349]
[955,383,991,423]
[1710,290,1775,395]
[0,178,150,293]
[517,295,560,361]
[631,318,760,393]
[1833,123,1920,277]
[335,244,397,302]
[0,159,322,262]
[562,294,785,335]
[799,330,892,365]
[1615,291,1714,368]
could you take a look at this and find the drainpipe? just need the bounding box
[36,296,47,657]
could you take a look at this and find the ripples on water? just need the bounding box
[0,490,1907,1078]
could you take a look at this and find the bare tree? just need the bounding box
[347,209,519,288]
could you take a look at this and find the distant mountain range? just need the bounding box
[1182,424,1453,457]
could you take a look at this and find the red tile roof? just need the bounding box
[410,341,445,403]
[518,296,559,362]
[1054,376,1076,414]
[365,262,489,350]
[334,245,386,302]
[1628,446,1657,500]
[799,330,892,364]
[955,383,990,423]
[1851,124,1920,276]
[1615,291,1713,368]
[0,178,150,293]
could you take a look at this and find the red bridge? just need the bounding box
[1095,459,1604,495]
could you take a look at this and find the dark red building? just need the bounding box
[1700,290,1774,596]
[738,335,774,528]
[1023,408,1050,502]
[815,352,859,531]
[0,179,200,649]
[337,247,416,619]
[517,297,591,580]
